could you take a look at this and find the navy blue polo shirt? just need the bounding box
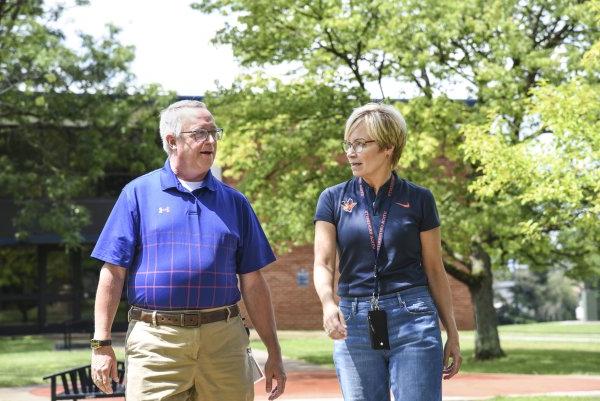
[314,172,440,297]
[92,159,276,309]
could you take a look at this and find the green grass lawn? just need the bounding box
[2,322,599,387]
[498,322,600,336]
[0,336,125,387]
[252,337,335,366]
[251,321,600,375]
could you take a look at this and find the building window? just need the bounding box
[296,268,309,288]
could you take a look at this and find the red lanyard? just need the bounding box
[359,174,395,306]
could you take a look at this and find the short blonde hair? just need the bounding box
[344,103,407,167]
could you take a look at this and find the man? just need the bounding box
[90,100,286,401]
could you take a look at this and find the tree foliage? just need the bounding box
[0,0,171,247]
[206,76,366,248]
[496,268,579,324]
[195,0,599,266]
[195,0,599,359]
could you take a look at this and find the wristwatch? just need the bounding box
[90,339,112,349]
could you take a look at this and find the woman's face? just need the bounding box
[345,121,390,179]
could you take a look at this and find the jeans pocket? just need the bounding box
[339,304,355,323]
[403,297,436,316]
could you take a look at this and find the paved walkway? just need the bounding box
[3,350,600,401]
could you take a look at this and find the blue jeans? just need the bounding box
[333,286,443,401]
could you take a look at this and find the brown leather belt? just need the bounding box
[128,305,239,327]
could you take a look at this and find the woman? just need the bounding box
[313,103,461,401]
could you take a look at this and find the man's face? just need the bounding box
[168,108,217,180]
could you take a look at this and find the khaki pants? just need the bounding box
[125,310,253,401]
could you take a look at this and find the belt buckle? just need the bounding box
[183,313,200,327]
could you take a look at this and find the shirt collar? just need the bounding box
[160,159,218,192]
[355,171,397,195]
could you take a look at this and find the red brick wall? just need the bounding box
[240,246,474,331]
[448,275,475,330]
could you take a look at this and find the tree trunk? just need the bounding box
[469,243,505,360]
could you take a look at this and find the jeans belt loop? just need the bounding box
[226,306,232,323]
[151,310,158,326]
[180,313,185,327]
[352,297,358,314]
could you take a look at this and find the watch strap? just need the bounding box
[90,339,112,349]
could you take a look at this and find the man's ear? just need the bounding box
[166,133,177,149]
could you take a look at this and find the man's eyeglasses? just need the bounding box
[181,128,224,142]
[342,140,376,153]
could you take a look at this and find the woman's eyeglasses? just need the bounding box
[342,140,376,153]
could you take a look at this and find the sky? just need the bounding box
[51,0,471,99]
[54,0,243,96]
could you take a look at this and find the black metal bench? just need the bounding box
[43,361,126,400]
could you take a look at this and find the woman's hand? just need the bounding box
[314,221,344,340]
[322,302,347,340]
[442,336,462,379]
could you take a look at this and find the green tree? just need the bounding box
[195,0,599,359]
[207,76,366,246]
[496,268,579,324]
[0,247,38,322]
[0,0,172,310]
[0,0,170,246]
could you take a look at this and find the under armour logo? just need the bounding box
[341,198,357,213]
[158,206,170,214]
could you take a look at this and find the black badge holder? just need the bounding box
[368,268,390,350]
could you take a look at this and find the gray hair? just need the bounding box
[159,100,208,154]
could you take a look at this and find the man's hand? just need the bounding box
[91,346,118,394]
[239,270,286,399]
[264,352,286,400]
[92,263,126,393]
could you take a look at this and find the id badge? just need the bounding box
[247,348,264,383]
[367,309,390,350]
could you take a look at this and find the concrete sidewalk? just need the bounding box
[3,350,600,401]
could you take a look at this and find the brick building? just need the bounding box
[0,166,474,336]
[241,245,475,331]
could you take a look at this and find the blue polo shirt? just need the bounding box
[314,172,440,297]
[92,160,276,309]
